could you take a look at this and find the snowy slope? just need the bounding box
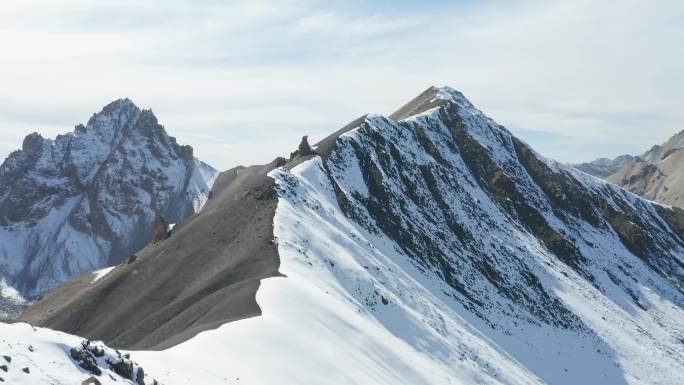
[0,99,218,298]
[128,87,683,385]
[0,322,157,384]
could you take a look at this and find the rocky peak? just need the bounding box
[0,99,218,298]
[290,135,316,159]
[21,132,44,154]
[389,85,471,121]
[99,98,138,116]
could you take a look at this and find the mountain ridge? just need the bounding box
[572,154,635,178]
[576,128,684,207]
[17,86,684,385]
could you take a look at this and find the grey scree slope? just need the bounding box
[19,160,283,350]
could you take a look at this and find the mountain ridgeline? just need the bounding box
[19,87,684,384]
[573,154,635,178]
[575,129,684,208]
[606,129,684,207]
[0,99,217,300]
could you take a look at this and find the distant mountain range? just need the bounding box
[13,87,684,385]
[573,129,684,207]
[573,154,635,178]
[0,99,217,309]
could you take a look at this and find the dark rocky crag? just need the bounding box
[0,99,217,298]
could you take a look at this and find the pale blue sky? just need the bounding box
[1,0,682,169]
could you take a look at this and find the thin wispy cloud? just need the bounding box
[1,0,682,168]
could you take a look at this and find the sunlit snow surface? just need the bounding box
[136,90,682,385]
[0,322,154,385]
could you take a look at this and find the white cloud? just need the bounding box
[0,0,682,168]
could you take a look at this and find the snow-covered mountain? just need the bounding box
[19,87,684,385]
[0,99,218,299]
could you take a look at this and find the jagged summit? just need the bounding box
[0,99,218,298]
[100,97,137,110]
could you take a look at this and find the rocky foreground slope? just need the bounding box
[19,87,684,385]
[0,99,217,300]
[0,322,158,384]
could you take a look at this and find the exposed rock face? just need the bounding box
[315,87,682,308]
[0,99,218,298]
